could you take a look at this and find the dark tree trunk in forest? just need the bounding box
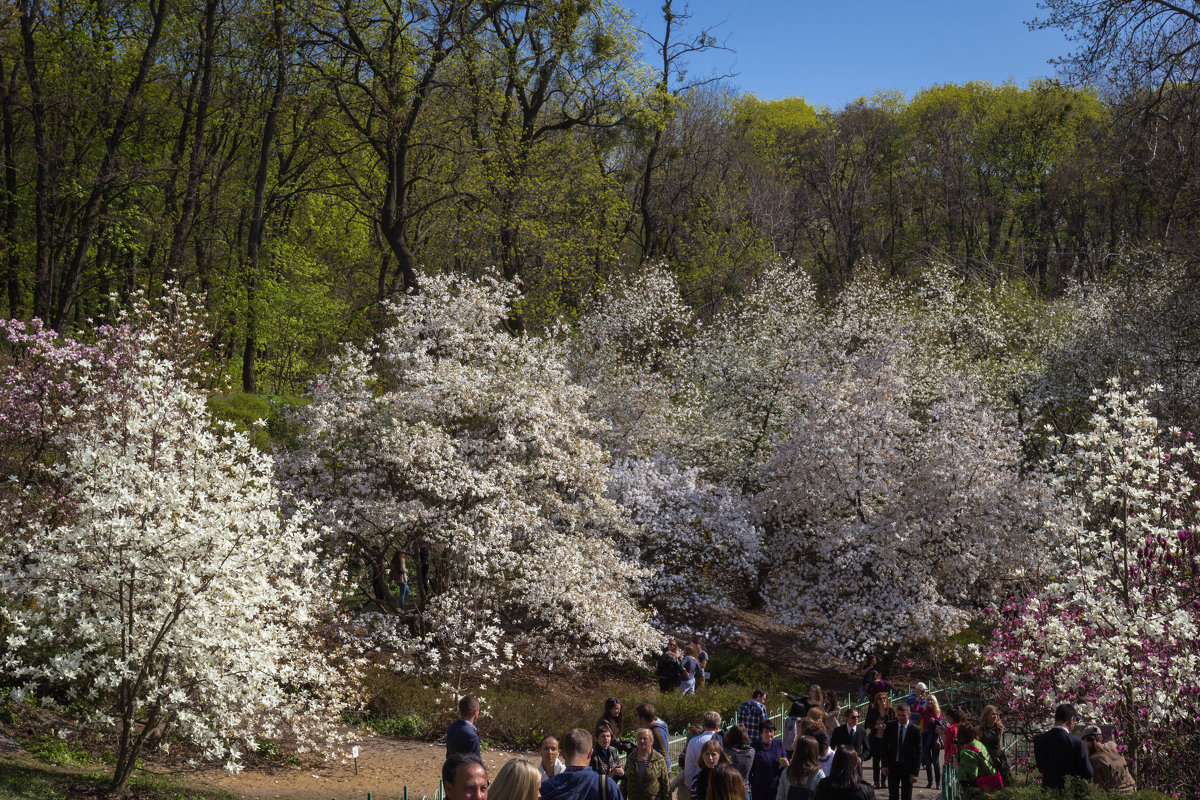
[243,2,287,394]
[52,0,170,328]
[165,0,220,286]
[19,0,54,322]
[0,56,20,318]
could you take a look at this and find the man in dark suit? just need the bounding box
[446,695,482,758]
[830,707,871,760]
[881,702,921,800]
[1033,704,1093,789]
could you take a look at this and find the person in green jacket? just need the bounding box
[955,724,996,800]
[625,728,671,800]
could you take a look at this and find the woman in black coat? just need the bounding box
[813,747,874,800]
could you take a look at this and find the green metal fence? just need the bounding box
[330,785,443,800]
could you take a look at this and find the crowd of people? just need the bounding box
[436,656,1139,800]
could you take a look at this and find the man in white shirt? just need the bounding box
[683,711,722,789]
[831,708,870,759]
[882,702,921,800]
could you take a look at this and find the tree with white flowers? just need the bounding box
[0,333,352,791]
[985,382,1200,796]
[758,276,1047,658]
[281,274,661,688]
[606,456,761,635]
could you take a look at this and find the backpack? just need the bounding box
[783,717,801,751]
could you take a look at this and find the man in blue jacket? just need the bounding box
[1033,704,1093,789]
[446,696,482,758]
[540,728,624,800]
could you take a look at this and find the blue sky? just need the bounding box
[619,0,1076,109]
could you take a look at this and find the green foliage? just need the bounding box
[992,777,1168,800]
[206,391,309,451]
[0,757,238,800]
[253,737,279,756]
[705,652,793,694]
[353,668,778,747]
[20,737,92,768]
[734,95,819,157]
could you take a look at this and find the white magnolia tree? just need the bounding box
[757,276,1047,657]
[677,263,819,488]
[281,274,661,689]
[606,456,761,635]
[0,338,351,791]
[568,263,696,458]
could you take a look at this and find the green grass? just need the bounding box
[206,390,309,450]
[0,756,237,800]
[21,736,92,767]
[355,667,780,749]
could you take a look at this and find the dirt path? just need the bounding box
[197,735,948,800]
[198,736,534,800]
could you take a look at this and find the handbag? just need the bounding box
[975,772,1004,793]
[964,745,1003,793]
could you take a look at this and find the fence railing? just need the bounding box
[333,785,444,800]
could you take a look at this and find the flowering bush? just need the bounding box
[984,382,1200,796]
[281,274,661,690]
[0,311,353,791]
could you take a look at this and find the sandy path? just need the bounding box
[199,737,534,800]
[197,737,947,800]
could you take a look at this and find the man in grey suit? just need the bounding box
[1033,704,1093,789]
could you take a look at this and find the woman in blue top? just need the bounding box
[680,644,700,695]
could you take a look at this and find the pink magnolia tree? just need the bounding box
[984,382,1200,796]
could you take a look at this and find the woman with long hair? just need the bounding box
[823,692,841,734]
[977,706,1010,786]
[955,723,997,800]
[489,759,541,800]
[708,762,749,800]
[813,746,873,800]
[692,737,732,800]
[864,692,893,788]
[625,727,671,800]
[599,697,625,741]
[775,735,823,800]
[723,724,756,785]
[919,695,944,789]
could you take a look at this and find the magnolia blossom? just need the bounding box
[984,382,1200,796]
[0,340,353,790]
[568,263,696,458]
[758,275,1046,657]
[281,273,661,687]
[607,456,761,635]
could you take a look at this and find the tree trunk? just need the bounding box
[242,1,287,394]
[53,0,169,329]
[165,0,220,285]
[18,0,54,322]
[0,55,20,318]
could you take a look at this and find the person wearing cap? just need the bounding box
[1081,726,1136,792]
[903,683,928,716]
[1032,704,1093,789]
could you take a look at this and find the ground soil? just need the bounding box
[198,737,533,799]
